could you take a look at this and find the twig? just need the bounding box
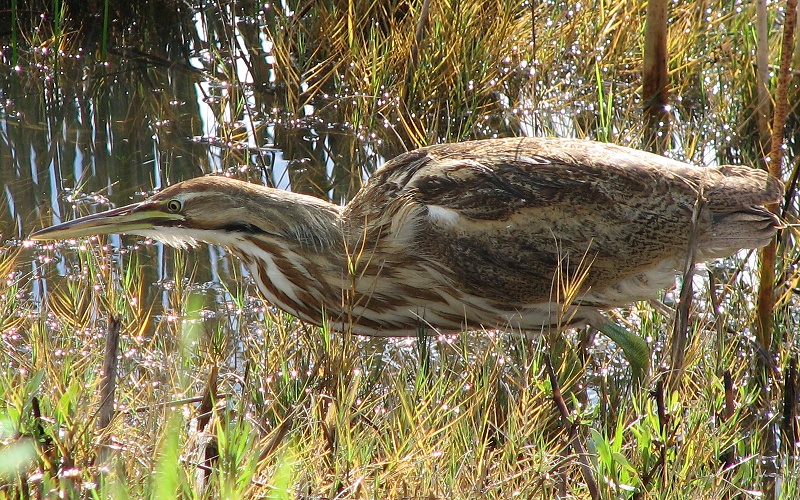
[197,364,218,432]
[543,353,599,500]
[97,314,122,430]
[720,370,736,471]
[755,2,795,496]
[757,0,796,350]
[782,357,798,449]
[641,381,668,488]
[754,0,771,151]
[259,410,296,462]
[668,194,704,391]
[404,0,432,101]
[707,270,726,372]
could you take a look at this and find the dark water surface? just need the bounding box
[0,8,316,342]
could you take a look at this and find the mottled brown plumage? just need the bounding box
[32,137,783,336]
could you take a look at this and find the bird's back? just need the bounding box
[340,137,781,332]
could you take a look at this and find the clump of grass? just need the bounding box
[3,234,798,498]
[2,0,800,498]
[251,0,535,148]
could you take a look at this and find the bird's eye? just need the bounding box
[167,199,183,213]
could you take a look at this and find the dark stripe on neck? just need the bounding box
[220,222,268,235]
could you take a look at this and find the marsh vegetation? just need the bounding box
[1,0,799,498]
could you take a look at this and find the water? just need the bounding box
[1,5,358,326]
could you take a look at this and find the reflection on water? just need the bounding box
[0,3,397,330]
[0,2,404,241]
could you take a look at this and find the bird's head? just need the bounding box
[31,176,343,250]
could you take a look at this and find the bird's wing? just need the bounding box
[395,144,698,303]
[346,137,780,305]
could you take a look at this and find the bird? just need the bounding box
[31,137,782,343]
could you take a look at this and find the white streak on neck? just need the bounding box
[235,240,302,304]
[426,205,460,226]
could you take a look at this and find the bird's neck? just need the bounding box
[217,192,349,325]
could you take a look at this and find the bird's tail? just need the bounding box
[701,206,781,258]
[700,165,783,258]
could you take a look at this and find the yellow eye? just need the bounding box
[167,199,183,213]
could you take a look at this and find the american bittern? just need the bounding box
[32,137,782,339]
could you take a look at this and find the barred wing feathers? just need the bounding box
[346,137,782,308]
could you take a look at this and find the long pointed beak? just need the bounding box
[30,202,182,241]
